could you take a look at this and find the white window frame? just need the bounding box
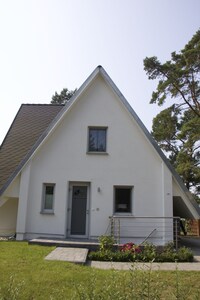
[41,183,55,214]
[114,186,133,214]
[87,126,108,154]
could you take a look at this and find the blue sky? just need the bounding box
[0,0,199,144]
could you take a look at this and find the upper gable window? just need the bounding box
[88,127,107,153]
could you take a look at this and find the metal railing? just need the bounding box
[108,216,180,249]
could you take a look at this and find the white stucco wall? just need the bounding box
[173,178,199,219]
[162,162,173,217]
[3,176,20,198]
[0,198,18,236]
[17,75,173,242]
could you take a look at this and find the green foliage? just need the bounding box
[152,107,200,195]
[72,265,165,300]
[140,242,157,262]
[156,242,176,262]
[144,30,200,198]
[88,249,138,262]
[72,264,199,300]
[51,87,77,104]
[0,275,25,300]
[88,241,193,263]
[152,106,178,142]
[144,30,200,117]
[176,246,194,262]
[98,235,115,252]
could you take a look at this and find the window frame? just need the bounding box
[41,183,55,214]
[87,126,108,154]
[114,186,133,215]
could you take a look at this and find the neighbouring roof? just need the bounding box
[0,104,64,192]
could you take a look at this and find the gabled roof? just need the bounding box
[0,104,64,192]
[0,66,199,218]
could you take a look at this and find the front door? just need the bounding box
[68,184,89,237]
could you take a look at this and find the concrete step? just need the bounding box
[45,247,88,264]
[29,238,99,251]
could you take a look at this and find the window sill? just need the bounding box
[113,213,133,216]
[86,151,108,155]
[40,211,55,215]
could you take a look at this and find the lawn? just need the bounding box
[0,241,200,299]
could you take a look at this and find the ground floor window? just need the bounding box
[114,186,133,213]
[41,184,55,213]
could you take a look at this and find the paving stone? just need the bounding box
[45,247,88,264]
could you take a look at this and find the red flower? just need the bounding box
[120,242,141,254]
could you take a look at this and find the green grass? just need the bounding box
[0,241,200,299]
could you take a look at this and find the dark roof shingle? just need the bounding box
[0,104,64,192]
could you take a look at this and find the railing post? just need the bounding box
[197,219,200,237]
[110,217,114,237]
[174,218,179,250]
[117,218,120,244]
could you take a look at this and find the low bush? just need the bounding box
[88,238,194,262]
[99,235,115,252]
[140,242,157,262]
[176,246,194,262]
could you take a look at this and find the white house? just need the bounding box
[0,66,199,245]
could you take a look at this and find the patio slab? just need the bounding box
[45,247,88,264]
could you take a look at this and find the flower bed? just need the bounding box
[88,236,193,262]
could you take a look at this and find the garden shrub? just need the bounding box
[176,246,193,262]
[99,235,115,252]
[140,242,157,262]
[156,250,176,262]
[88,249,137,262]
[156,242,176,262]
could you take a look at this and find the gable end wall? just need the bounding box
[16,76,173,239]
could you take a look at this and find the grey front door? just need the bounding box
[70,185,88,236]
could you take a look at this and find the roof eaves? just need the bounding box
[0,105,64,196]
[0,105,23,150]
[0,67,102,196]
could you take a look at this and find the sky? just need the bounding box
[0,0,199,144]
